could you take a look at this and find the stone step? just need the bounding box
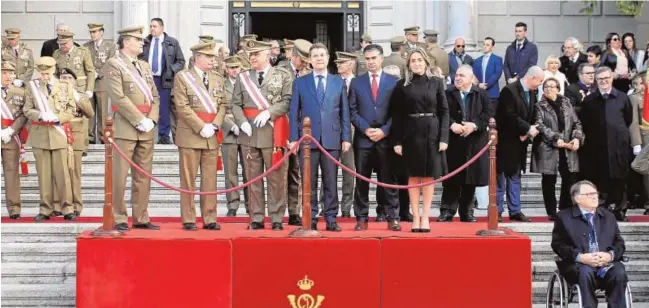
[532,260,649,281]
[531,241,649,262]
[1,283,75,307]
[1,243,77,263]
[1,263,76,284]
[532,280,649,302]
[533,304,649,308]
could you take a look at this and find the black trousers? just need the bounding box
[440,183,476,218]
[299,148,340,224]
[542,150,579,216]
[564,262,628,308]
[353,146,399,221]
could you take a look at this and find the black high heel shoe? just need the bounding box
[420,217,430,233]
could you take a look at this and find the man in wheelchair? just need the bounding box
[551,180,629,308]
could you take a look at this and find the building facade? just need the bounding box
[3,0,649,67]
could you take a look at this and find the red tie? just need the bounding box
[371,73,378,101]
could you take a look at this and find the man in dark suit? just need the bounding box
[503,22,538,84]
[564,63,595,114]
[40,23,79,57]
[349,44,401,231]
[439,65,493,222]
[289,43,351,232]
[473,37,503,105]
[559,37,588,84]
[551,180,628,308]
[495,66,545,222]
[448,37,474,84]
[139,18,185,144]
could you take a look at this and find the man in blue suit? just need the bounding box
[503,22,538,85]
[473,37,503,105]
[349,44,401,231]
[289,43,351,232]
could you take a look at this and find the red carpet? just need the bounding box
[76,222,531,308]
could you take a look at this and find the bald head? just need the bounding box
[522,66,545,90]
[454,37,466,53]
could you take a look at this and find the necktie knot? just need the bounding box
[602,93,609,100]
[372,73,378,79]
[584,213,593,221]
[257,71,264,85]
[317,75,324,80]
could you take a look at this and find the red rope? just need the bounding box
[107,135,306,195]
[306,135,492,189]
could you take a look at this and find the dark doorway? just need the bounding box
[249,12,344,72]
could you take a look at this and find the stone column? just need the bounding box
[443,0,478,52]
[121,0,149,33]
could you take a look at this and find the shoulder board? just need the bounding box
[53,50,60,57]
[273,66,292,76]
[77,46,90,53]
[19,43,31,51]
[8,84,25,92]
[83,41,93,47]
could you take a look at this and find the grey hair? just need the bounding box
[457,64,474,76]
[595,66,613,77]
[577,62,594,75]
[403,48,433,87]
[524,66,544,78]
[570,180,597,204]
[565,37,582,52]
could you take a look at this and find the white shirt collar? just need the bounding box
[313,70,328,78]
[194,66,206,77]
[229,77,236,84]
[578,205,596,215]
[257,64,271,76]
[95,39,103,47]
[341,73,354,80]
[153,34,164,41]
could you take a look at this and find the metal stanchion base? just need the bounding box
[289,228,322,237]
[475,228,507,236]
[91,229,124,237]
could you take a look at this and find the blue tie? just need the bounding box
[316,75,325,106]
[152,38,159,74]
[584,213,598,253]
[602,93,609,100]
[524,90,530,106]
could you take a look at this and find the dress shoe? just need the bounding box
[399,213,413,222]
[34,214,50,222]
[272,222,284,231]
[411,228,422,233]
[509,212,531,222]
[326,222,342,232]
[9,214,20,220]
[115,223,130,231]
[63,213,77,221]
[388,220,402,231]
[436,212,454,222]
[249,222,265,230]
[183,223,198,231]
[375,213,387,222]
[133,222,161,230]
[158,136,173,145]
[203,223,221,230]
[288,214,302,226]
[82,152,88,157]
[226,209,237,217]
[644,209,649,215]
[311,218,319,230]
[548,214,557,221]
[354,221,368,231]
[460,215,476,222]
[341,211,351,218]
[52,211,62,217]
[498,213,503,223]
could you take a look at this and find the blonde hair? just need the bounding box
[404,47,433,86]
[544,55,561,70]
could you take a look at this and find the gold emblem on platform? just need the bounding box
[287,276,325,308]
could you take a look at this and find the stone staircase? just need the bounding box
[1,145,648,307]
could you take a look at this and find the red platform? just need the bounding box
[77,222,531,308]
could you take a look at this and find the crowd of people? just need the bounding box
[1,19,648,232]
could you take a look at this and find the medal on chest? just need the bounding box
[73,56,81,70]
[98,51,107,63]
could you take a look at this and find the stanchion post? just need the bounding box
[290,118,321,237]
[92,117,122,236]
[477,119,506,236]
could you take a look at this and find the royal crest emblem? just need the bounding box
[287,276,325,308]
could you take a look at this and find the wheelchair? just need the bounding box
[546,256,634,307]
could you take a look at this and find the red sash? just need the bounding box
[31,121,74,145]
[243,108,288,164]
[111,104,152,115]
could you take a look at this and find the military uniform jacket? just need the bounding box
[221,77,239,144]
[23,79,75,150]
[103,52,161,141]
[64,83,94,151]
[53,46,96,93]
[1,85,28,150]
[188,56,224,75]
[231,66,292,148]
[172,68,226,150]
[382,53,407,78]
[355,50,368,76]
[2,43,34,81]
[83,40,117,92]
[426,44,450,76]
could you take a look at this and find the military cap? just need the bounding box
[59,68,78,79]
[117,26,145,39]
[1,61,16,71]
[246,39,272,53]
[361,33,372,43]
[199,35,214,43]
[190,41,217,56]
[423,29,439,37]
[390,36,407,45]
[57,31,75,44]
[36,57,57,73]
[283,39,294,50]
[4,28,20,40]
[223,55,242,68]
[334,51,357,63]
[241,34,258,41]
[404,26,420,35]
[293,39,312,61]
[87,23,104,32]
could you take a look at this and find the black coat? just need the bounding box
[495,81,539,175]
[564,82,595,114]
[444,86,493,185]
[559,53,588,84]
[578,88,633,180]
[139,32,185,89]
[40,38,79,57]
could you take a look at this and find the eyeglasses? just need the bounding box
[456,45,465,48]
[580,192,599,198]
[596,76,612,82]
[544,85,558,89]
[582,72,595,75]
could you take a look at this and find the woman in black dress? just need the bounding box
[390,47,449,232]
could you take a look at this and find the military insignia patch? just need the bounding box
[73,57,81,66]
[247,40,255,48]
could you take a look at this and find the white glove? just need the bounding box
[634,145,642,156]
[1,128,14,144]
[230,124,240,136]
[95,71,99,79]
[253,110,271,127]
[73,89,81,102]
[86,91,93,98]
[40,111,56,122]
[136,118,155,133]
[240,122,252,137]
[13,79,23,87]
[200,124,216,138]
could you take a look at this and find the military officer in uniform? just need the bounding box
[23,57,76,221]
[236,34,257,71]
[53,31,96,101]
[404,26,425,52]
[83,22,116,144]
[424,29,450,78]
[231,39,292,230]
[173,41,226,231]
[105,26,161,231]
[222,55,250,216]
[2,28,34,86]
[1,61,28,219]
[382,36,407,78]
[187,35,215,71]
[277,39,294,67]
[354,33,372,76]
